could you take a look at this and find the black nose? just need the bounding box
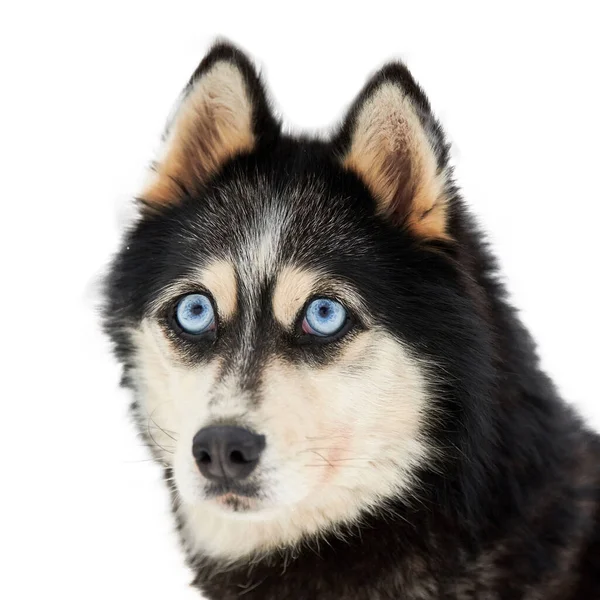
[192,426,266,481]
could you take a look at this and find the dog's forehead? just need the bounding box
[186,168,371,278]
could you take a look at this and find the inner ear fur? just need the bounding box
[140,42,279,210]
[336,63,452,241]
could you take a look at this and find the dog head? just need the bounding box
[104,43,494,561]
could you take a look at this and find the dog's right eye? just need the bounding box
[174,294,216,335]
[301,298,349,338]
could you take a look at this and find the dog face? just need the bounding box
[105,44,493,560]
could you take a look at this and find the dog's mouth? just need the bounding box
[205,481,261,512]
[213,493,257,512]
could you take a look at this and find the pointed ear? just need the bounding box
[141,42,279,209]
[334,63,452,241]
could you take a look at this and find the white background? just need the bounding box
[1,2,599,599]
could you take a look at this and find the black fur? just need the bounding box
[103,42,600,599]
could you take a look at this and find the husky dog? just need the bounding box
[103,42,600,599]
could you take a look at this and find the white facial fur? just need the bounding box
[129,259,432,563]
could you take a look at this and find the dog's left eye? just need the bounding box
[302,298,348,337]
[174,293,216,335]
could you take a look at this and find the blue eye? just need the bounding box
[302,298,348,337]
[175,294,216,335]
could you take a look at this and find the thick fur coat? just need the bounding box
[103,43,600,599]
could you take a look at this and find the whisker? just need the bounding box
[326,457,372,462]
[303,434,352,441]
[146,421,174,454]
[303,464,370,469]
[147,408,178,441]
[144,424,177,437]
[297,447,350,453]
[306,450,333,468]
[297,448,372,462]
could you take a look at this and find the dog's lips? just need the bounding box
[213,491,258,512]
[217,492,245,502]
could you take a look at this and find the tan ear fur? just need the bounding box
[141,61,256,208]
[342,82,450,240]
